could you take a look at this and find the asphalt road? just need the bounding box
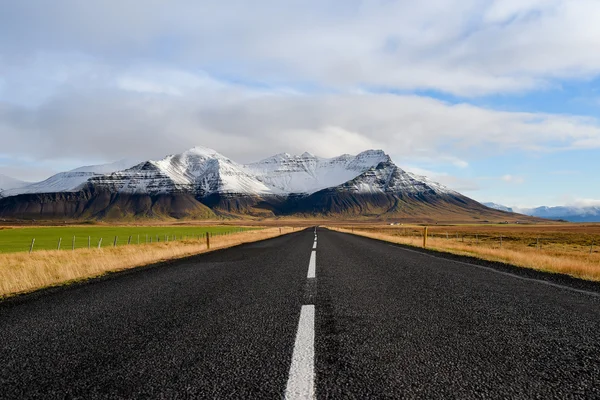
[2,228,600,399]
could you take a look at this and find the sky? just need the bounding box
[1,0,600,208]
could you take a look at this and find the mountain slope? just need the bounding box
[0,174,28,194]
[4,160,140,197]
[483,202,514,213]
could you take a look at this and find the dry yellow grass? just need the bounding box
[0,227,293,298]
[332,226,600,282]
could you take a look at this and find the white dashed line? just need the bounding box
[285,305,315,400]
[312,242,317,249]
[307,251,316,278]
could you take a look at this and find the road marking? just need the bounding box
[307,251,316,278]
[285,305,315,400]
[385,244,600,298]
[312,242,317,249]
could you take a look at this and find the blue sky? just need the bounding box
[1,0,600,208]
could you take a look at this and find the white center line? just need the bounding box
[307,251,316,278]
[312,241,317,249]
[285,305,315,400]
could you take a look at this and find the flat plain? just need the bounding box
[0,225,252,253]
[332,223,600,281]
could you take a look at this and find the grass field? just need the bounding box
[0,226,253,253]
[331,224,600,281]
[0,227,293,297]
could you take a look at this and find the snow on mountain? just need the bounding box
[70,159,140,174]
[0,174,28,191]
[90,146,279,196]
[522,205,600,222]
[483,202,514,212]
[483,202,600,221]
[0,146,458,200]
[244,149,392,194]
[3,159,140,197]
[334,161,458,195]
[0,174,29,197]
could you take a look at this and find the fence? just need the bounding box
[336,226,599,255]
[23,227,252,254]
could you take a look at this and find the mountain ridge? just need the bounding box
[0,146,530,222]
[485,202,600,222]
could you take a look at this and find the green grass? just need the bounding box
[0,226,253,253]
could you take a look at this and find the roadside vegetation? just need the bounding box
[0,227,293,298]
[0,225,254,253]
[331,224,600,282]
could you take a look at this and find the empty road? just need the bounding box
[2,228,600,399]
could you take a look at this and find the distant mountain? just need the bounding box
[0,174,29,196]
[524,205,600,222]
[2,159,140,197]
[0,147,527,221]
[483,202,514,213]
[483,201,600,222]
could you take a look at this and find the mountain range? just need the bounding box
[0,147,526,221]
[484,202,600,222]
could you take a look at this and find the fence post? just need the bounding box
[88,236,91,249]
[29,238,35,254]
[476,234,479,244]
[128,236,132,245]
[206,232,210,249]
[279,228,282,234]
[57,238,62,250]
[446,232,449,239]
[72,236,75,251]
[423,227,428,248]
[113,236,118,247]
[98,238,103,248]
[137,235,140,245]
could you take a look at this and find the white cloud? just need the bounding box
[2,1,600,96]
[501,174,525,184]
[2,69,600,181]
[404,166,481,192]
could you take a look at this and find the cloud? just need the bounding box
[2,66,600,181]
[404,166,481,192]
[501,174,525,184]
[2,1,600,96]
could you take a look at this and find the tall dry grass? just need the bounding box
[333,227,600,282]
[0,227,292,298]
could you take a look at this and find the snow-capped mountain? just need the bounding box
[522,205,600,222]
[3,159,140,197]
[333,160,458,195]
[483,202,600,222]
[0,146,522,221]
[89,147,277,196]
[244,150,394,194]
[483,202,514,213]
[0,174,29,197]
[78,147,456,198]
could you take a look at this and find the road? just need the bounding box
[2,228,600,399]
